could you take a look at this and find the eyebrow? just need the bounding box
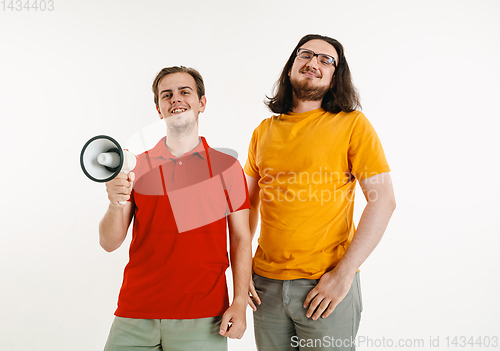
[300,48,335,58]
[160,86,194,95]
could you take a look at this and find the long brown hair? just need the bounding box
[265,34,361,114]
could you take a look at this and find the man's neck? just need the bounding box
[291,98,323,114]
[165,128,201,158]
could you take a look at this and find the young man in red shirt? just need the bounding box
[99,66,252,351]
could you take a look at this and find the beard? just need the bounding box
[290,77,330,101]
[164,110,198,136]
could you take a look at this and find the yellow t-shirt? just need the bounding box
[244,108,391,280]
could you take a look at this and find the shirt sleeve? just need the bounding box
[223,159,251,213]
[348,113,391,181]
[243,127,260,178]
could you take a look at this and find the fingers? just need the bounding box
[305,294,321,319]
[248,296,257,311]
[248,280,261,311]
[106,172,134,206]
[223,320,246,339]
[306,294,331,321]
[303,287,318,309]
[312,299,331,321]
[304,290,339,320]
[219,313,231,337]
[304,287,330,320]
[321,302,338,319]
[303,271,353,321]
[220,310,246,339]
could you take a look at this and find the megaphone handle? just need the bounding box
[118,170,131,206]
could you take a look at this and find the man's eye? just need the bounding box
[162,94,171,99]
[182,91,190,95]
[319,57,333,66]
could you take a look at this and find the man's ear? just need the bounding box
[156,105,163,119]
[199,96,207,113]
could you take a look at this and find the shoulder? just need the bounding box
[331,110,374,131]
[133,149,160,180]
[335,110,366,122]
[253,116,278,132]
[207,147,238,161]
[135,149,153,167]
[207,148,241,174]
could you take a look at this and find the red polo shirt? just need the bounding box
[115,136,250,319]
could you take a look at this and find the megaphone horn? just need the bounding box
[80,135,137,204]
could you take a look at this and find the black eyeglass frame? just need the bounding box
[296,48,337,68]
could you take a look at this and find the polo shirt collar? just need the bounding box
[148,136,208,160]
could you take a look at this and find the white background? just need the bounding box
[1,0,499,350]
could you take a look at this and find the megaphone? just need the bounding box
[80,135,137,205]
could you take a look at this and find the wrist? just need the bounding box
[231,296,247,306]
[330,261,358,280]
[108,202,125,211]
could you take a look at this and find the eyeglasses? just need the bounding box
[296,48,336,68]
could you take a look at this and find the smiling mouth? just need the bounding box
[300,69,321,79]
[171,108,188,114]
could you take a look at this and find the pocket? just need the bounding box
[356,272,363,312]
[252,273,268,294]
[252,273,260,291]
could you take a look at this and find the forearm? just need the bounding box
[230,230,253,302]
[249,202,260,239]
[245,175,261,240]
[335,199,396,277]
[221,224,251,338]
[98,205,129,252]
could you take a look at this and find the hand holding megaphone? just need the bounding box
[105,171,135,207]
[80,135,137,206]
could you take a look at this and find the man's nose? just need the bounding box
[305,56,320,69]
[171,92,182,104]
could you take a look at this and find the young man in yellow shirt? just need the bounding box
[244,34,396,350]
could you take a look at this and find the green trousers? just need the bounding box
[103,316,227,351]
[253,272,362,351]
